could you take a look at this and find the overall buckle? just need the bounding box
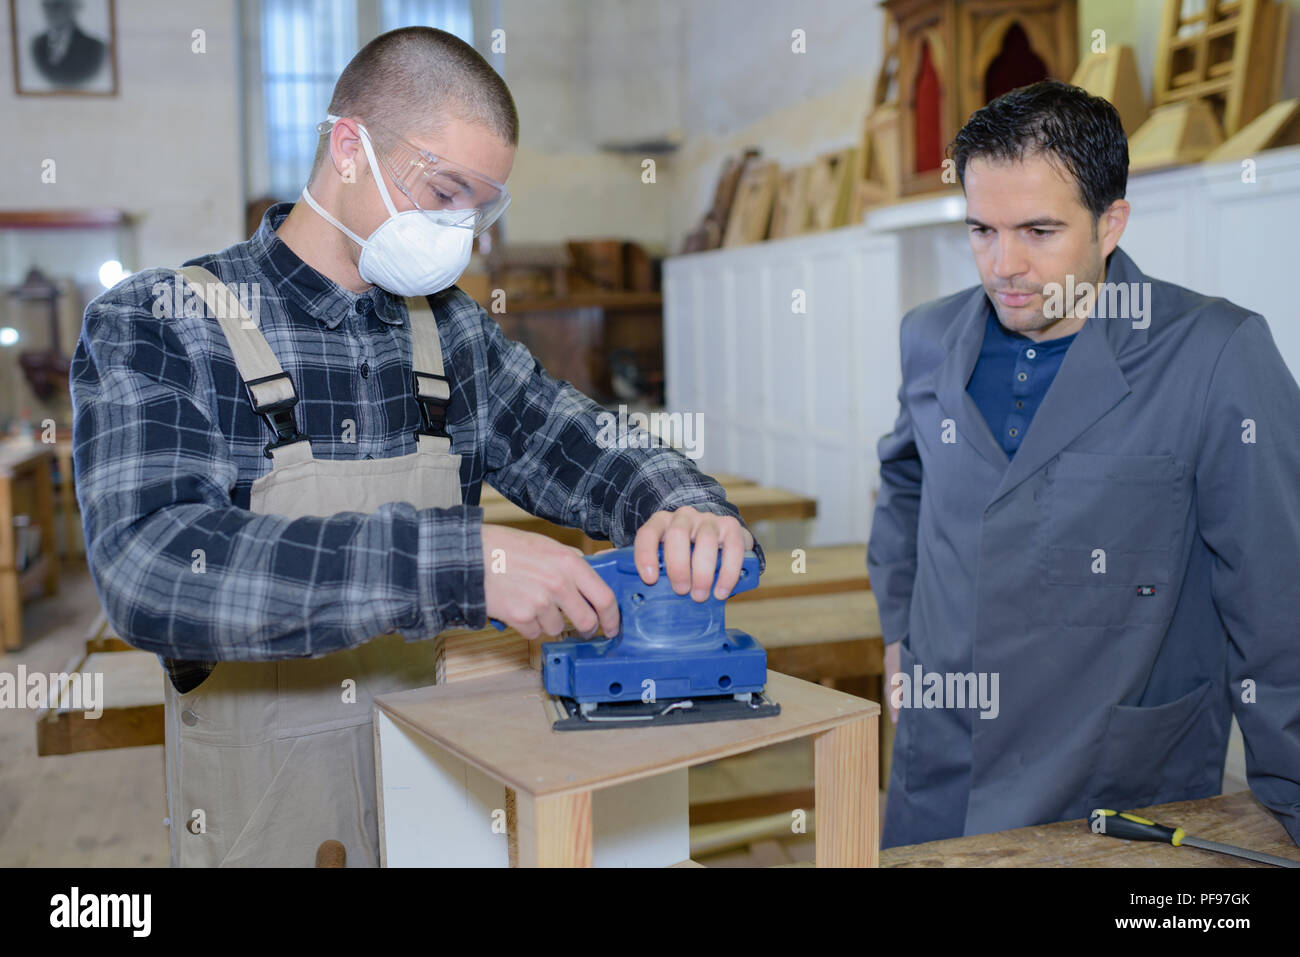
[413,371,451,440]
[244,372,310,458]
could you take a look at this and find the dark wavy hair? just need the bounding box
[949,80,1129,222]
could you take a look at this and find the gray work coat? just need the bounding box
[868,246,1300,849]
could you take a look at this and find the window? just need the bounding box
[260,0,475,199]
[381,0,473,37]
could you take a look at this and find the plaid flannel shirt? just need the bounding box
[71,203,763,692]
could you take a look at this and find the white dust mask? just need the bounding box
[301,122,474,297]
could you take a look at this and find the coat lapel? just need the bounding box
[987,247,1148,507]
[930,289,1010,472]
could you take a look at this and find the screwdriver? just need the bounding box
[1088,809,1300,867]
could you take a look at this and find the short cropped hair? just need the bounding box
[310,26,517,177]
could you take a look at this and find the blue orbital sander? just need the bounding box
[537,544,780,731]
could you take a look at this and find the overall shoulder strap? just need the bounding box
[405,295,452,453]
[176,265,310,462]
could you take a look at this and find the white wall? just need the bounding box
[8,1,1300,269]
[498,0,886,252]
[0,0,244,273]
[496,0,674,249]
[665,145,1300,547]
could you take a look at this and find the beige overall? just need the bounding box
[163,266,462,866]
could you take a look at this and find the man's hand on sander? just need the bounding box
[480,525,619,640]
[480,508,752,641]
[633,505,754,603]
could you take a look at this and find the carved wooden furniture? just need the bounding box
[1152,0,1290,139]
[881,0,1079,195]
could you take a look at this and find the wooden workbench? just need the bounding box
[478,478,817,554]
[478,483,815,531]
[374,668,879,867]
[730,543,869,601]
[478,472,756,504]
[881,790,1300,867]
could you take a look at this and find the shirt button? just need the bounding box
[364,454,374,460]
[355,300,367,314]
[1025,348,1037,359]
[1017,372,1028,382]
[181,709,198,727]
[1016,400,1024,409]
[1008,428,1019,437]
[360,362,370,378]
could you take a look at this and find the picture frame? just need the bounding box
[10,0,118,96]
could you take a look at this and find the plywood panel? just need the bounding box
[375,668,876,798]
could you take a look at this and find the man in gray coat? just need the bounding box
[869,80,1300,850]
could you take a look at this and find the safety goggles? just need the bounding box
[318,114,510,236]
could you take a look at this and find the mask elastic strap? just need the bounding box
[304,115,403,241]
[355,123,401,219]
[299,186,368,247]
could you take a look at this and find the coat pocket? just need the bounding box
[1084,680,1220,813]
[1036,452,1188,627]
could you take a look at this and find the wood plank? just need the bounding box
[1130,99,1225,172]
[514,790,593,867]
[690,787,816,825]
[691,738,811,803]
[725,485,817,523]
[480,483,811,546]
[815,715,878,866]
[437,628,531,683]
[86,634,135,654]
[35,651,166,756]
[880,790,1300,868]
[765,640,884,682]
[729,591,883,681]
[733,543,869,602]
[374,668,877,799]
[691,809,814,857]
[1203,98,1300,162]
[0,470,19,651]
[0,209,130,229]
[480,471,758,505]
[81,611,134,655]
[730,591,881,648]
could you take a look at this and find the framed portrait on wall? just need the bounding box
[10,0,118,96]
